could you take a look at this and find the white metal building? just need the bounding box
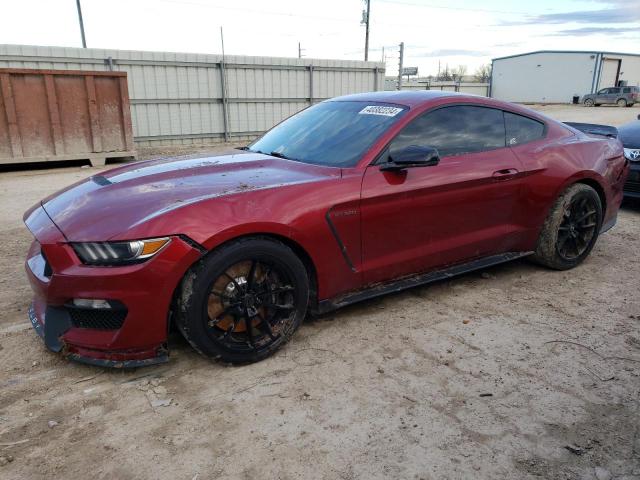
[490,51,640,103]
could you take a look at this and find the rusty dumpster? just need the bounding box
[0,68,135,167]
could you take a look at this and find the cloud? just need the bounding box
[499,0,640,26]
[546,26,640,36]
[491,42,524,48]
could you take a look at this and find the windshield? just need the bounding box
[248,101,407,167]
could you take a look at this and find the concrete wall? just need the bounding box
[0,44,385,146]
[491,52,597,103]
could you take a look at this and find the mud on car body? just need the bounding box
[24,91,629,367]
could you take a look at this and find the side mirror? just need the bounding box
[380,145,440,171]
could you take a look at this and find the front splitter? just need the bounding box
[28,304,169,369]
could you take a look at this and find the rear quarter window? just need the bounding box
[504,112,545,146]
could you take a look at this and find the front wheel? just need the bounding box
[176,237,309,363]
[584,98,594,107]
[532,183,602,270]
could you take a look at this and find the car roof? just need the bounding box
[326,90,556,124]
[328,90,472,108]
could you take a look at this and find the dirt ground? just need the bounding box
[1,104,639,480]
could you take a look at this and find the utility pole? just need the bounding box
[397,42,404,90]
[298,42,305,59]
[220,27,230,142]
[363,0,371,61]
[76,0,87,48]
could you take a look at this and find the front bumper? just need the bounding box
[24,205,202,367]
[623,162,640,198]
[28,304,169,368]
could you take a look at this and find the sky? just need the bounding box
[1,0,639,77]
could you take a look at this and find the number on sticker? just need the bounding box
[359,105,403,117]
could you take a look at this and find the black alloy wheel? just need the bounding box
[556,194,599,261]
[532,183,602,270]
[205,259,296,353]
[177,237,309,363]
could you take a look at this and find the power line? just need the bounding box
[153,0,357,23]
[377,0,530,15]
[104,0,523,32]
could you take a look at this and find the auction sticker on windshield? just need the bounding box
[359,105,404,117]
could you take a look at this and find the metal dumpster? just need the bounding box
[0,68,134,166]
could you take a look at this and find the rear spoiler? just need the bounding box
[563,122,618,138]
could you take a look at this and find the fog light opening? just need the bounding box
[72,298,112,309]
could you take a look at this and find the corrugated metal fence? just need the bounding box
[0,44,385,146]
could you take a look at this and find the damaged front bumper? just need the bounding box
[24,204,202,368]
[28,303,169,368]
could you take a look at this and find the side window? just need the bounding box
[623,87,631,94]
[389,105,505,158]
[504,112,545,146]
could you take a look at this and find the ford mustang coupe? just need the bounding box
[24,91,628,367]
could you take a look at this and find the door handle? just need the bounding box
[492,168,519,181]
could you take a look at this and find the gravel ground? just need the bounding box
[0,104,639,479]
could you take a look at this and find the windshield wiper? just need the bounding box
[268,151,297,161]
[245,148,300,162]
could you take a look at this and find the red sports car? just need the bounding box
[24,91,628,367]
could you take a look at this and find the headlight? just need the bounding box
[624,148,640,161]
[71,237,171,266]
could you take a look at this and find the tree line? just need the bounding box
[428,64,491,82]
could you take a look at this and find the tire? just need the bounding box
[617,98,627,107]
[176,237,309,363]
[532,183,603,270]
[584,98,594,107]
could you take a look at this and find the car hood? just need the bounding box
[38,152,340,241]
[618,120,640,148]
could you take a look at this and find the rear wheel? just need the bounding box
[617,98,628,107]
[584,98,594,107]
[176,237,309,363]
[532,183,602,270]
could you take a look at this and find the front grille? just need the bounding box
[624,180,640,195]
[68,308,126,330]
